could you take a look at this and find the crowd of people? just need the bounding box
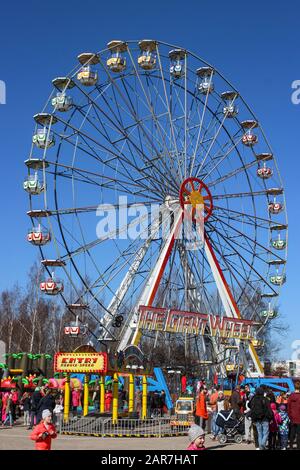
[1,379,300,451]
[0,384,168,429]
[0,386,69,429]
[192,380,300,450]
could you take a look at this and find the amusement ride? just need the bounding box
[24,40,288,382]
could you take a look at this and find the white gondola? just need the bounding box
[261,309,277,319]
[40,274,63,295]
[241,120,258,146]
[270,225,287,250]
[107,40,127,73]
[23,159,48,195]
[270,274,286,286]
[32,128,55,149]
[257,164,273,179]
[268,200,284,215]
[64,315,88,337]
[77,53,99,86]
[196,67,214,94]
[27,226,51,246]
[169,49,186,79]
[52,92,73,112]
[64,325,80,336]
[52,77,75,111]
[138,40,157,70]
[23,174,44,195]
[221,91,238,118]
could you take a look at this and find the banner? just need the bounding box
[54,352,108,374]
[138,306,257,340]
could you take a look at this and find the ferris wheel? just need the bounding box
[24,40,287,377]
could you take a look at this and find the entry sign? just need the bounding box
[54,352,108,374]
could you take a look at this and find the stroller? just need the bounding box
[215,409,245,444]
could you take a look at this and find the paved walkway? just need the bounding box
[0,425,254,450]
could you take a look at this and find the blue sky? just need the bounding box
[0,0,299,359]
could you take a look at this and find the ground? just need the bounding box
[0,425,254,450]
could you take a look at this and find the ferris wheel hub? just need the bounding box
[179,177,213,222]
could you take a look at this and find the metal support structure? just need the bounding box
[117,207,182,351]
[142,375,147,420]
[99,210,162,346]
[64,374,70,422]
[128,374,134,413]
[83,374,89,416]
[204,233,263,375]
[100,376,105,413]
[178,246,227,377]
[112,373,119,424]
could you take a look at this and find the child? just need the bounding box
[278,404,290,450]
[53,399,64,429]
[30,409,57,450]
[268,402,282,449]
[187,424,206,450]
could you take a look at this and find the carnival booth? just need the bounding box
[54,345,158,423]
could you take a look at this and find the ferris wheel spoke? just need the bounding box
[205,229,258,310]
[200,123,258,183]
[78,236,156,310]
[195,129,242,180]
[56,209,153,262]
[97,56,178,190]
[119,71,174,166]
[207,159,258,188]
[55,113,169,195]
[189,71,214,176]
[155,45,184,180]
[100,80,168,175]
[116,75,178,189]
[210,211,286,262]
[213,205,274,227]
[45,165,160,201]
[143,74,184,182]
[213,189,275,200]
[185,249,221,315]
[212,229,253,291]
[41,201,158,217]
[206,234,269,320]
[205,232,261,306]
[206,220,277,294]
[64,92,171,195]
[53,123,168,196]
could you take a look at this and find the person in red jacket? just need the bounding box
[105,389,113,412]
[288,381,300,449]
[195,387,208,430]
[30,409,57,450]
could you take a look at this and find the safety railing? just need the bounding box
[59,416,193,438]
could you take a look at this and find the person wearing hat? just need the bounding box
[278,404,290,450]
[187,424,206,450]
[30,409,57,450]
[28,387,42,430]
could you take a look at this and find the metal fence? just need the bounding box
[59,416,193,438]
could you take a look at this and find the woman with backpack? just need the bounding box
[249,387,273,450]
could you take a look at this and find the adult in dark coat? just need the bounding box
[36,389,55,424]
[230,386,243,415]
[288,381,300,449]
[249,387,273,450]
[28,388,42,429]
